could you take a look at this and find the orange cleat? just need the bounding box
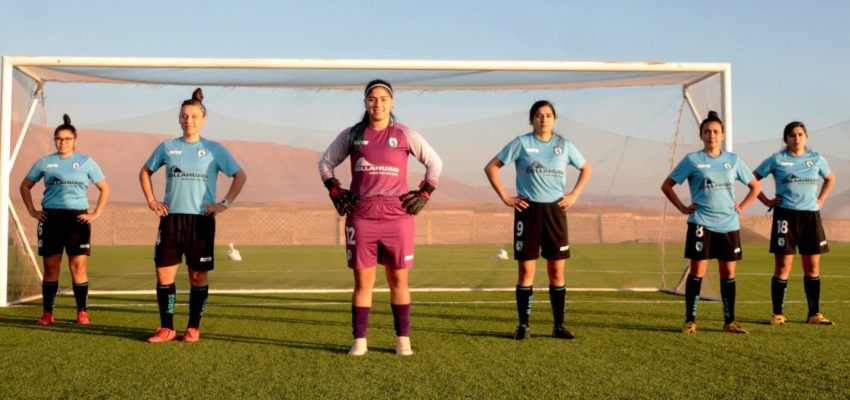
[146,327,177,343]
[36,312,54,326]
[76,311,90,325]
[182,328,200,342]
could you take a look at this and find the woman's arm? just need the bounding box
[484,157,527,212]
[19,178,45,221]
[140,165,168,217]
[817,172,836,209]
[559,162,592,210]
[78,179,111,224]
[735,178,762,214]
[752,171,781,208]
[202,169,247,217]
[660,177,696,215]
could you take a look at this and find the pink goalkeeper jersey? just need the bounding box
[318,122,442,198]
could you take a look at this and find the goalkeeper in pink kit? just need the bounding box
[318,80,442,356]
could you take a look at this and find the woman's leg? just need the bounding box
[386,267,411,338]
[68,255,90,314]
[187,268,209,331]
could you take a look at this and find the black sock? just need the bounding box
[516,285,533,326]
[188,285,209,329]
[771,277,787,315]
[804,276,821,317]
[721,278,736,324]
[42,281,59,313]
[156,283,176,330]
[684,275,702,323]
[72,282,89,312]
[549,285,566,327]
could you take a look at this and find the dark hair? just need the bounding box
[357,79,396,127]
[529,100,557,123]
[54,114,77,137]
[181,88,206,116]
[699,111,724,134]
[783,121,807,142]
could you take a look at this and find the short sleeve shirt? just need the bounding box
[145,137,241,215]
[26,153,105,210]
[754,150,830,212]
[496,133,586,203]
[669,150,754,233]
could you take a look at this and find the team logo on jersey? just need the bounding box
[198,149,207,158]
[526,161,564,177]
[778,238,786,247]
[347,249,352,261]
[516,241,523,251]
[806,160,814,168]
[388,137,398,147]
[72,162,80,169]
[723,162,731,170]
[554,146,562,155]
[695,242,703,252]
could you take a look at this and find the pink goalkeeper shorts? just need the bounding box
[344,197,415,270]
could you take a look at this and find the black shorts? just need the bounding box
[37,209,91,257]
[513,201,570,261]
[684,223,742,262]
[770,208,829,255]
[154,214,216,271]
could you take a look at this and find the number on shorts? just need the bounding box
[346,227,356,245]
[695,225,704,238]
[776,220,788,234]
[516,221,524,237]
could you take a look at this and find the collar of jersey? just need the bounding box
[528,132,556,144]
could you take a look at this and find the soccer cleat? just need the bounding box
[348,338,368,356]
[770,314,786,326]
[808,313,835,326]
[512,324,531,340]
[395,336,413,356]
[182,328,200,342]
[146,327,177,343]
[552,325,576,340]
[682,321,697,334]
[76,311,90,325]
[723,322,749,334]
[36,312,54,326]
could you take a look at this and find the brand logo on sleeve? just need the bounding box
[723,162,731,170]
[72,162,80,169]
[806,160,814,168]
[198,149,207,158]
[389,137,398,147]
[168,150,183,155]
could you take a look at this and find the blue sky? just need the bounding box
[2,0,848,140]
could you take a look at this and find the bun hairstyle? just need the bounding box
[181,88,206,115]
[699,110,724,134]
[54,114,77,137]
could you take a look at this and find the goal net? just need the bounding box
[2,57,740,305]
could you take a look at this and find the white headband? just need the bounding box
[365,83,393,98]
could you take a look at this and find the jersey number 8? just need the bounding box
[695,226,704,238]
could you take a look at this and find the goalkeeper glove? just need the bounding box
[399,181,435,216]
[324,178,359,216]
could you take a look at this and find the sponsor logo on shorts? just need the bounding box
[168,150,183,155]
[560,245,569,251]
[198,149,207,158]
[778,238,786,247]
[347,249,352,261]
[734,247,741,253]
[80,244,90,249]
[695,242,703,252]
[723,162,731,170]
[404,254,414,261]
[526,148,540,153]
[780,162,794,166]
[389,137,398,147]
[516,241,523,251]
[200,257,212,262]
[697,164,711,169]
[806,160,814,168]
[72,162,80,169]
[820,240,828,246]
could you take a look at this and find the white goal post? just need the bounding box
[0,56,732,306]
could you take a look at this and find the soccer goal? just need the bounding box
[1,57,731,306]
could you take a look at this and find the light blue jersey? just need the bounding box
[145,138,241,215]
[754,150,830,212]
[26,153,105,210]
[669,150,755,233]
[496,133,586,203]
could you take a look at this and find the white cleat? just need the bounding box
[395,336,413,356]
[348,338,368,356]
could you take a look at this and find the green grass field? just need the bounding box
[2,244,849,399]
